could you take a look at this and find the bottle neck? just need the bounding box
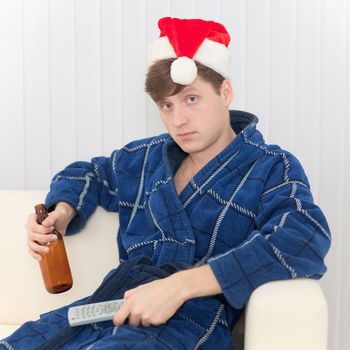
[35,204,49,224]
[34,204,63,240]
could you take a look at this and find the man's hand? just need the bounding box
[113,264,222,328]
[26,202,76,261]
[113,276,186,327]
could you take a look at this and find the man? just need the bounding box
[1,17,331,350]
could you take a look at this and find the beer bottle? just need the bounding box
[34,204,73,293]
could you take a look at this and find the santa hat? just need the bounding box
[147,17,231,85]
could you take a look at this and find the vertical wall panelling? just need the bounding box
[0,0,25,189]
[319,1,347,350]
[121,0,147,143]
[245,0,270,138]
[75,0,102,161]
[194,0,221,21]
[0,1,349,348]
[221,0,246,112]
[100,0,123,153]
[170,0,196,18]
[49,0,77,177]
[145,0,170,137]
[340,0,350,347]
[340,0,350,344]
[269,0,296,153]
[294,0,321,200]
[23,0,51,189]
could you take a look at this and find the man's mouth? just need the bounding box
[177,132,196,140]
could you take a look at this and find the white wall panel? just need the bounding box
[245,0,270,138]
[0,1,349,348]
[170,0,196,18]
[340,2,350,347]
[294,0,321,200]
[145,0,170,137]
[0,0,25,189]
[100,0,123,152]
[341,0,350,338]
[120,0,147,144]
[269,0,296,152]
[23,0,51,189]
[222,0,246,112]
[194,0,221,21]
[50,0,77,175]
[319,2,347,350]
[75,0,102,161]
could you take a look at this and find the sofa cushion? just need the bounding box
[0,325,20,340]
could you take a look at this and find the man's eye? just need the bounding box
[187,96,197,104]
[162,103,172,110]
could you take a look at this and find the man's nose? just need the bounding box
[172,106,188,127]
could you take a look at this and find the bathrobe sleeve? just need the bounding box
[45,149,121,236]
[208,153,331,309]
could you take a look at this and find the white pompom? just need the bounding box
[170,57,198,85]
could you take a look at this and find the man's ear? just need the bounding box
[221,79,233,106]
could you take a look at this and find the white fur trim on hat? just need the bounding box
[147,36,230,83]
[194,38,230,79]
[147,36,176,67]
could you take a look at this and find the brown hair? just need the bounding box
[145,58,225,103]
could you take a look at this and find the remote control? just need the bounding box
[68,299,124,327]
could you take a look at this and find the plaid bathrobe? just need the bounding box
[1,110,331,350]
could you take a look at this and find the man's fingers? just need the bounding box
[27,239,49,254]
[41,215,57,228]
[27,231,57,252]
[113,302,154,328]
[25,210,62,261]
[28,248,42,261]
[34,232,57,244]
[127,314,141,327]
[26,214,54,234]
[124,288,136,299]
[141,318,151,327]
[113,304,130,326]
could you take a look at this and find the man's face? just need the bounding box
[157,77,234,159]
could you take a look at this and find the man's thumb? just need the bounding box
[41,212,57,228]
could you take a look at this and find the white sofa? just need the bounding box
[0,190,328,350]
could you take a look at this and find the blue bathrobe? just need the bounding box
[1,110,331,350]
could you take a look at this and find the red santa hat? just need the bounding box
[148,17,231,85]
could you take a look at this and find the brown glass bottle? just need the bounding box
[35,204,73,293]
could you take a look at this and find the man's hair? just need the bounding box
[145,58,226,103]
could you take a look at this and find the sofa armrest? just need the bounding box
[244,279,328,350]
[0,190,119,327]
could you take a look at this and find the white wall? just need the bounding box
[0,0,349,348]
